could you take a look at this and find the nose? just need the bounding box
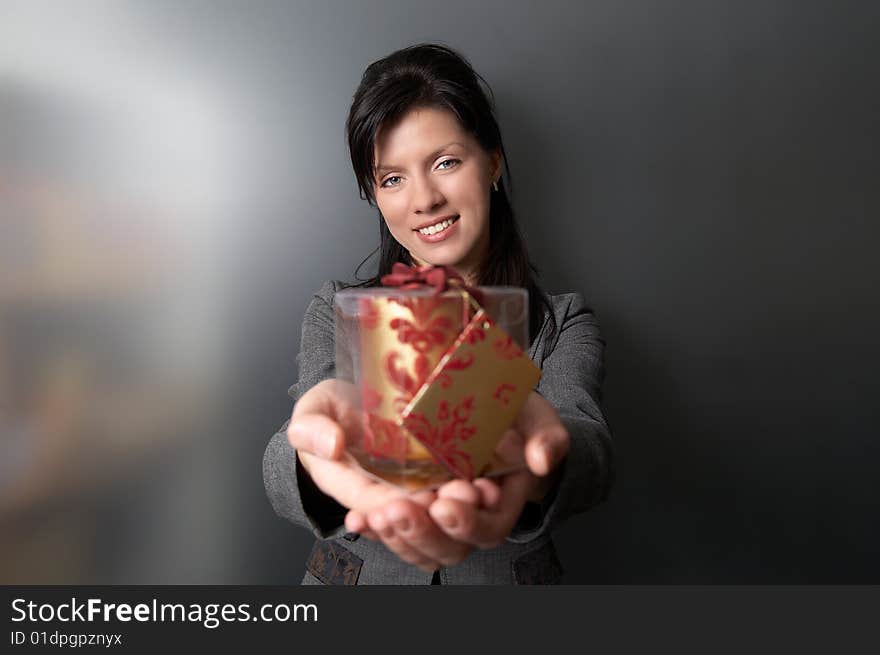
[411,175,445,214]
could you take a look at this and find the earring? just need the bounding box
[492,180,499,192]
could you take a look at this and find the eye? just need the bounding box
[380,175,402,188]
[436,158,460,171]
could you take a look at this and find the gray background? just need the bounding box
[2,0,878,583]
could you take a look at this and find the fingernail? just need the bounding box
[543,445,554,470]
[437,511,457,529]
[539,438,555,470]
[316,432,337,458]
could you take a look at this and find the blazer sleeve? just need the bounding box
[262,280,350,540]
[507,292,614,543]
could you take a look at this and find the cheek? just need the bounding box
[377,198,411,241]
[377,196,404,223]
[456,183,490,224]
[440,177,484,212]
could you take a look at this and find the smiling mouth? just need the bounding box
[414,215,459,236]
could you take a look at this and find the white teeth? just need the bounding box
[418,217,456,235]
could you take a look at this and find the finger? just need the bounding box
[288,379,365,459]
[410,489,439,508]
[430,471,535,548]
[515,394,570,476]
[302,453,408,514]
[355,491,438,547]
[367,507,441,573]
[494,429,526,467]
[436,479,481,505]
[429,498,497,549]
[524,426,569,476]
[345,511,379,541]
[291,378,359,420]
[287,414,344,459]
[345,510,367,533]
[382,499,472,567]
[472,478,502,509]
[493,469,537,510]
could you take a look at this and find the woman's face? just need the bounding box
[373,106,501,281]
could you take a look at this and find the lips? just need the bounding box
[412,214,459,232]
[414,215,460,243]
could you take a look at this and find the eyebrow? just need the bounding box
[375,142,466,176]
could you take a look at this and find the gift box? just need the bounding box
[334,264,542,491]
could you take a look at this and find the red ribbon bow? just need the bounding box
[380,263,483,303]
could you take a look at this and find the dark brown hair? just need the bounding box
[346,43,554,342]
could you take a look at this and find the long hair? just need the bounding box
[345,43,555,343]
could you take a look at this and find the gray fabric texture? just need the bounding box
[262,280,613,584]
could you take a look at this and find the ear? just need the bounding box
[489,148,503,184]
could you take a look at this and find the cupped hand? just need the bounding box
[346,488,476,573]
[287,379,414,539]
[347,392,569,566]
[427,391,570,548]
[287,379,474,571]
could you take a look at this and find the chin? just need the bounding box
[410,248,463,269]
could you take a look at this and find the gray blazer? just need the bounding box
[263,280,612,584]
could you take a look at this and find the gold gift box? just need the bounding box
[335,286,540,491]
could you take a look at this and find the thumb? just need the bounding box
[286,413,345,459]
[524,426,569,476]
[516,394,570,476]
[287,379,359,459]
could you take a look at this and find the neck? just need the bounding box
[460,267,480,286]
[407,254,480,286]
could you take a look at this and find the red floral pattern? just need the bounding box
[388,312,453,353]
[359,298,380,330]
[388,296,446,328]
[362,412,409,462]
[493,335,524,360]
[382,295,463,409]
[403,396,477,478]
[435,352,475,388]
[361,385,382,412]
[354,268,539,483]
[463,324,486,344]
[493,383,517,406]
[384,351,427,404]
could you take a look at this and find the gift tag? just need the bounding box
[399,309,542,479]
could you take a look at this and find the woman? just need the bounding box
[263,43,612,584]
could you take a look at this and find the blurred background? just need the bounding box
[1,0,878,583]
